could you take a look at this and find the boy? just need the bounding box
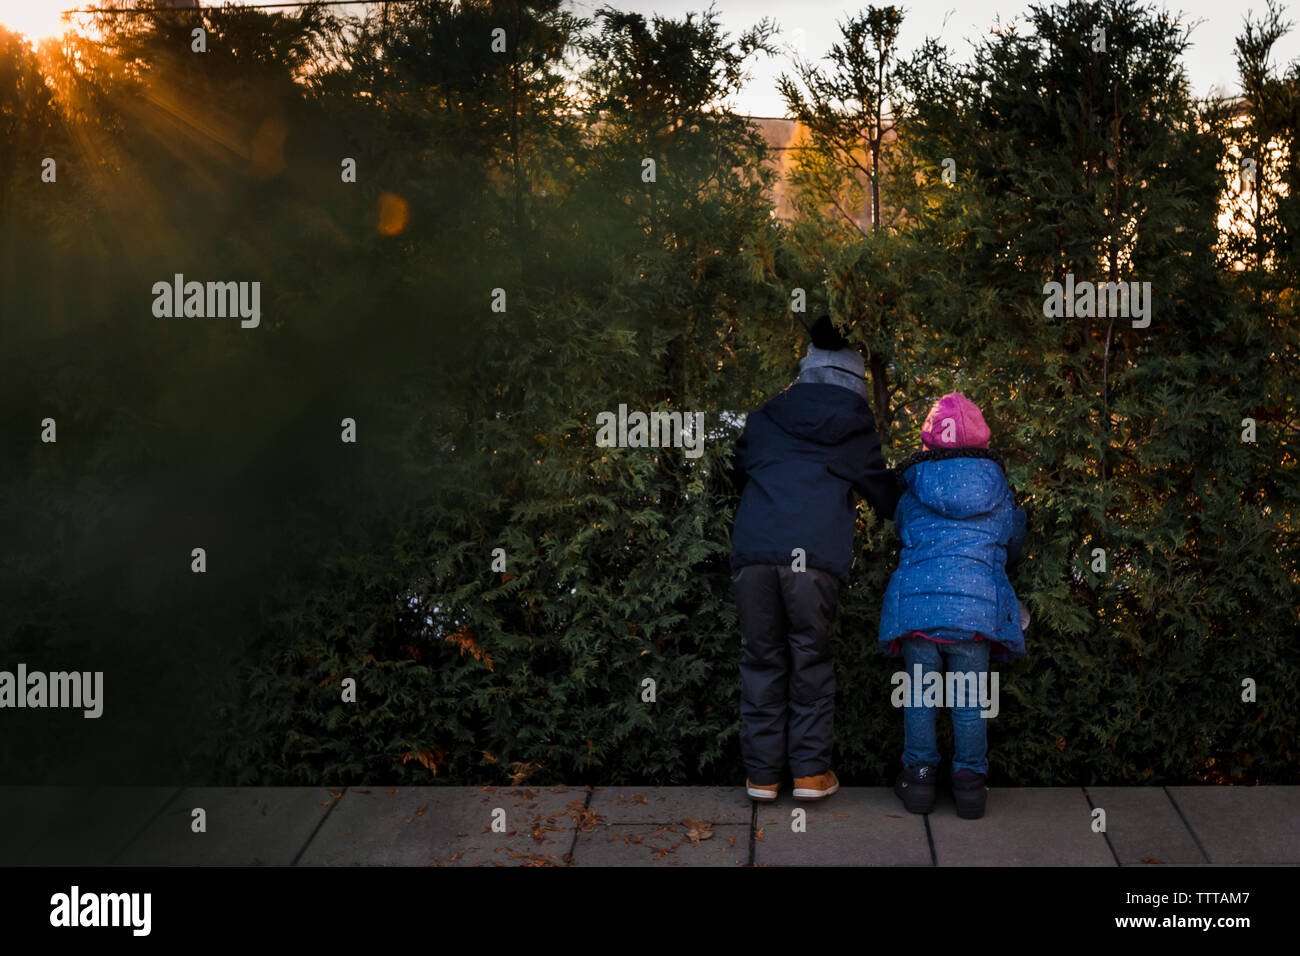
[728,315,898,801]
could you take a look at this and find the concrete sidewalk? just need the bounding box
[2,785,1297,867]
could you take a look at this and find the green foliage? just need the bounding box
[1,0,1295,787]
[822,0,1300,784]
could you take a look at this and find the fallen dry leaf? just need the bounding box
[682,818,714,844]
[754,828,765,842]
[569,805,605,832]
[416,802,428,816]
[1141,857,1165,864]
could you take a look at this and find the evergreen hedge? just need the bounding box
[1,0,1295,786]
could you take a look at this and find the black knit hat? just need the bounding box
[808,313,848,351]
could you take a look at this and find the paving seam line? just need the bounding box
[923,813,937,866]
[564,788,593,866]
[290,786,347,867]
[747,799,757,866]
[1082,788,1122,866]
[105,786,186,866]
[1162,786,1212,864]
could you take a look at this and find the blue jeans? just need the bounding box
[900,636,990,776]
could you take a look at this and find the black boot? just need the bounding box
[952,769,988,819]
[894,764,937,814]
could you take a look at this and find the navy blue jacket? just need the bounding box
[877,449,1028,661]
[729,383,898,585]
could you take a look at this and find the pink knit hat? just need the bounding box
[921,392,990,449]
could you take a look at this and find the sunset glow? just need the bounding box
[0,0,76,43]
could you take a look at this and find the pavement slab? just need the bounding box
[753,788,931,866]
[0,787,179,866]
[1166,786,1300,864]
[575,822,750,866]
[115,787,339,866]
[297,785,587,867]
[927,788,1116,866]
[588,786,751,824]
[1085,787,1206,865]
[0,787,98,866]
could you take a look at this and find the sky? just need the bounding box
[2,0,1298,115]
[568,0,1300,115]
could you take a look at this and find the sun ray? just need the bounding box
[0,0,77,44]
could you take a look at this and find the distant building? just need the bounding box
[749,116,893,231]
[748,117,806,222]
[749,99,1253,231]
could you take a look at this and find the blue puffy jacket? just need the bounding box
[877,449,1028,661]
[729,383,899,585]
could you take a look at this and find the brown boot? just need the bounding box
[746,779,780,801]
[792,770,839,800]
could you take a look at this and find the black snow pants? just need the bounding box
[731,563,841,782]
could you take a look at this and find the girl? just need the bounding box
[878,392,1026,819]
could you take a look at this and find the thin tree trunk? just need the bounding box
[872,58,883,235]
[1099,93,1121,484]
[869,55,890,437]
[870,354,892,435]
[510,2,526,266]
